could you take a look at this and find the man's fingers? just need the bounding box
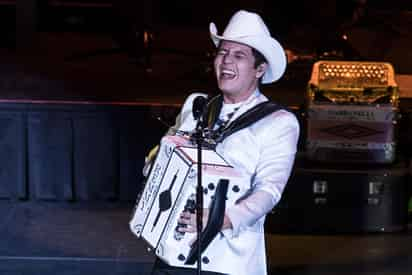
[177,209,209,233]
[180,211,192,220]
[177,211,196,233]
[177,225,195,233]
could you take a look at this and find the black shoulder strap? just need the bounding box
[215,100,286,143]
[202,95,287,144]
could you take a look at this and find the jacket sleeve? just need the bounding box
[224,110,300,238]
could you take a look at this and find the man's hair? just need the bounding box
[251,48,267,85]
[251,48,267,68]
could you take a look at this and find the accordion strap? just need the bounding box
[203,94,286,144]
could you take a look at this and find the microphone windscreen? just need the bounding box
[192,96,207,120]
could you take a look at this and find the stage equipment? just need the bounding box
[305,60,399,164]
[129,135,246,273]
[267,159,409,233]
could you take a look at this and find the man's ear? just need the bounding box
[256,63,267,79]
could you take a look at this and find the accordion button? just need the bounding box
[178,254,186,261]
[202,256,210,264]
[208,183,215,190]
[232,185,240,193]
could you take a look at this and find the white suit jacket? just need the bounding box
[166,90,300,275]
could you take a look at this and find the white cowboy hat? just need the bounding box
[209,10,287,84]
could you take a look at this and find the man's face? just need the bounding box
[214,40,266,103]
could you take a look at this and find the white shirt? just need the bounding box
[167,90,300,275]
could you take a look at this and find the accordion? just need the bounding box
[305,60,399,164]
[130,135,247,271]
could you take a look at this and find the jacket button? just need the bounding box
[202,256,210,264]
[208,183,215,190]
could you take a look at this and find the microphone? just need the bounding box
[192,96,207,121]
[192,96,208,132]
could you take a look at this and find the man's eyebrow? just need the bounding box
[234,49,248,55]
[218,47,249,56]
[232,48,251,57]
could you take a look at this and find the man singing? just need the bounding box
[148,10,300,275]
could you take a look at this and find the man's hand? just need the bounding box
[177,209,232,233]
[177,209,208,233]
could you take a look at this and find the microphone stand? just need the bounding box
[190,95,208,274]
[194,122,204,275]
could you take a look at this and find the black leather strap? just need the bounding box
[201,95,286,144]
[215,101,286,143]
